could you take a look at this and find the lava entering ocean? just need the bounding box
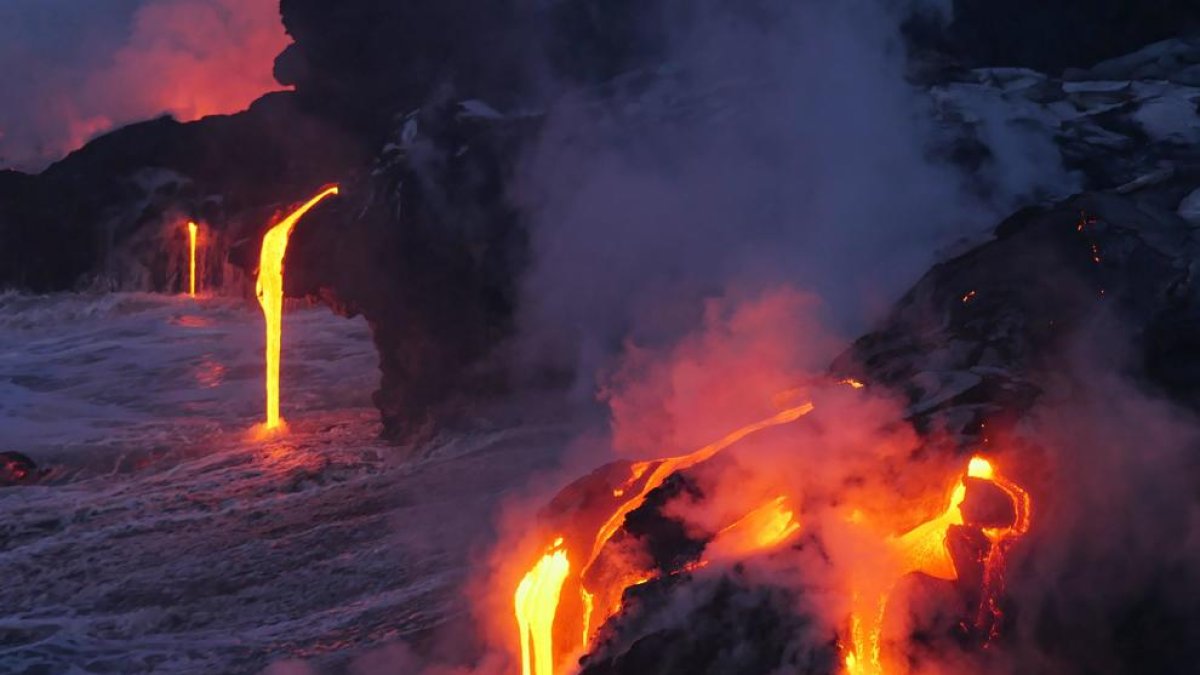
[255,185,339,432]
[187,221,199,297]
[507,391,1031,675]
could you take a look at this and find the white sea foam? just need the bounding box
[0,293,567,673]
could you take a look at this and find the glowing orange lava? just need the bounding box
[187,221,199,297]
[512,403,815,675]
[515,538,572,675]
[255,185,339,431]
[707,495,801,560]
[842,456,1031,675]
[578,403,814,638]
[509,407,1029,675]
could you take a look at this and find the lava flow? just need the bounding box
[706,495,802,561]
[842,456,1031,675]
[187,221,199,297]
[515,538,572,675]
[255,185,339,431]
[512,402,814,675]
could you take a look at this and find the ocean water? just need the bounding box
[0,293,566,674]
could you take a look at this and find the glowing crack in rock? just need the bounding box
[255,186,339,431]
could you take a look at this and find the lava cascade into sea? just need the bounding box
[254,185,340,433]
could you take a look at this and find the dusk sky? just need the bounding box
[0,0,287,170]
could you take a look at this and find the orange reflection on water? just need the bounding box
[194,355,226,389]
[173,314,214,328]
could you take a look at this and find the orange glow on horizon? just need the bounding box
[255,185,339,431]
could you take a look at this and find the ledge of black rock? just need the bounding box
[275,0,669,131]
[283,100,533,441]
[579,574,836,675]
[832,190,1200,438]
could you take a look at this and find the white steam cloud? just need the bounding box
[515,0,1044,391]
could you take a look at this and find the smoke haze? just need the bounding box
[0,0,289,171]
[514,0,1057,391]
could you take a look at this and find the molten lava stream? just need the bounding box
[187,221,199,297]
[968,457,1031,641]
[706,495,802,561]
[842,456,1031,675]
[255,185,339,432]
[512,403,815,675]
[515,538,571,675]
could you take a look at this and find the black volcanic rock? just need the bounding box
[579,575,836,675]
[0,452,39,486]
[833,190,1200,437]
[906,1,1200,73]
[275,0,542,138]
[275,0,669,130]
[283,100,532,440]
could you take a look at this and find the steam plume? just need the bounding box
[0,0,289,170]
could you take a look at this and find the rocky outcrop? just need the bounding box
[275,0,540,137]
[580,576,834,675]
[834,191,1200,435]
[284,100,533,439]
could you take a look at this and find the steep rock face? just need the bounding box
[285,101,532,439]
[275,0,541,135]
[274,0,677,124]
